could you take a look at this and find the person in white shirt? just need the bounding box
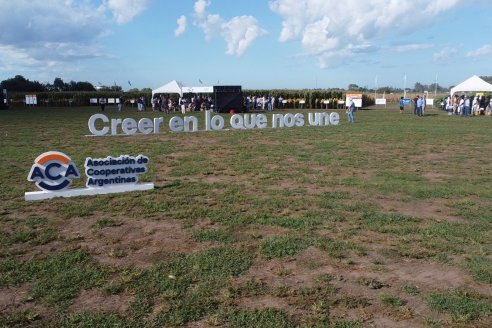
[346,97,355,123]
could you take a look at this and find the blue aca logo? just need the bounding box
[28,151,80,191]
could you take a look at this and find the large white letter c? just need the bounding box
[88,114,110,136]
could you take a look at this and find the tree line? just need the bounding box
[348,82,449,94]
[0,75,124,92]
[4,74,492,94]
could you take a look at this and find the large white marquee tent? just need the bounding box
[151,80,213,98]
[450,75,492,96]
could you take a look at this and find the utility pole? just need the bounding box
[403,74,407,98]
[374,75,378,101]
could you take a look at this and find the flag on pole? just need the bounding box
[198,79,203,84]
[128,80,132,86]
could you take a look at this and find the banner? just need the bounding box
[25,94,37,105]
[346,93,362,108]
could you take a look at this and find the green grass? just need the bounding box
[229,279,269,298]
[379,294,406,307]
[465,256,492,284]
[191,228,236,243]
[1,105,492,327]
[222,308,294,328]
[260,234,310,258]
[427,289,492,323]
[123,246,254,325]
[0,250,105,307]
[57,312,130,328]
[93,218,122,228]
[0,310,41,327]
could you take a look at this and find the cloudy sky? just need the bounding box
[1,0,491,90]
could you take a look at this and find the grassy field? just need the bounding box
[0,104,491,327]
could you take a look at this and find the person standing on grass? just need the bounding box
[464,96,470,117]
[399,96,404,114]
[117,96,124,112]
[99,97,106,111]
[417,96,423,117]
[422,94,426,116]
[472,96,479,116]
[446,96,453,116]
[346,97,355,123]
[458,95,464,115]
[479,95,486,115]
[413,96,419,115]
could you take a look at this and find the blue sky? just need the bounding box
[1,0,491,90]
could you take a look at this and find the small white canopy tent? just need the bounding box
[152,80,213,98]
[152,80,184,98]
[450,75,492,96]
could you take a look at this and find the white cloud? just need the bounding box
[196,13,223,40]
[0,1,109,74]
[0,45,40,71]
[175,15,187,36]
[194,0,209,18]
[0,1,106,45]
[221,16,266,56]
[0,44,100,82]
[104,0,150,24]
[466,44,492,58]
[392,44,435,53]
[269,0,467,67]
[301,17,339,55]
[0,0,148,79]
[433,47,457,63]
[192,0,266,56]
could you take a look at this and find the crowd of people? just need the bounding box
[150,95,213,114]
[410,95,427,117]
[441,94,492,116]
[245,95,285,111]
[99,93,492,122]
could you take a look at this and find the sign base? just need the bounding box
[25,183,154,201]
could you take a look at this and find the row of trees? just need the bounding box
[5,74,492,94]
[348,82,449,94]
[0,75,125,92]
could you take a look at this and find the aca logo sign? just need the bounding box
[27,151,80,191]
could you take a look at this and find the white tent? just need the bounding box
[450,75,492,96]
[152,80,184,98]
[152,80,213,98]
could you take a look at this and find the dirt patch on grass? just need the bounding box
[237,295,291,310]
[238,247,341,289]
[374,196,463,222]
[235,224,292,241]
[410,152,448,162]
[0,284,32,313]
[422,172,453,183]
[235,243,492,326]
[69,288,133,314]
[386,260,492,294]
[60,217,214,268]
[0,283,54,323]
